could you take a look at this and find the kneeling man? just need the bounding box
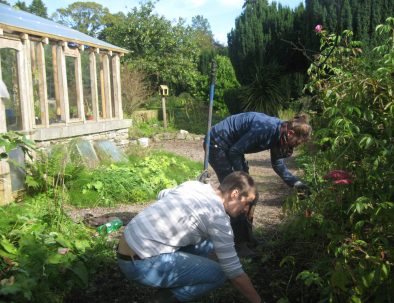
[117,171,262,303]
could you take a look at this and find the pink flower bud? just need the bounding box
[57,247,70,255]
[314,24,323,33]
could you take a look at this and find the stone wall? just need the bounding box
[35,128,130,150]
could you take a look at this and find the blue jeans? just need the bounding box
[117,240,227,302]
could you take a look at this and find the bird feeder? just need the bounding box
[159,85,169,96]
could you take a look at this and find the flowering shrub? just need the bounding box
[284,18,394,302]
[324,169,353,184]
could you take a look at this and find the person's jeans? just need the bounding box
[208,145,233,183]
[118,240,227,302]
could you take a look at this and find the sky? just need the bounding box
[9,0,304,45]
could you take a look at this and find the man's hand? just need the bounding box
[231,273,262,303]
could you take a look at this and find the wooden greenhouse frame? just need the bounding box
[0,4,131,204]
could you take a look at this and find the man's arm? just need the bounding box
[230,273,262,303]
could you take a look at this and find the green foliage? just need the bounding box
[1,136,202,301]
[228,0,394,111]
[282,18,394,302]
[51,1,110,37]
[28,0,47,18]
[25,142,85,194]
[101,1,202,96]
[0,194,98,303]
[144,94,224,135]
[67,150,201,208]
[240,64,285,116]
[228,0,307,96]
[213,55,240,115]
[223,87,243,115]
[12,0,28,11]
[128,118,171,139]
[0,131,35,159]
[191,15,214,51]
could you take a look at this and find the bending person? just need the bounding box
[206,112,312,256]
[117,171,262,303]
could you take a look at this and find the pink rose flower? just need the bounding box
[314,24,323,33]
[324,170,353,186]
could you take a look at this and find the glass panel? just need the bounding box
[9,147,25,191]
[0,48,22,131]
[94,140,127,163]
[81,51,93,120]
[30,41,42,126]
[96,53,103,118]
[44,43,60,124]
[75,140,99,167]
[65,56,79,119]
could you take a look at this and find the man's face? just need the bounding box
[225,190,256,218]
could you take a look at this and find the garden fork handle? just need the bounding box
[203,60,217,171]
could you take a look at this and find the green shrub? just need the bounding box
[67,150,201,208]
[0,194,101,303]
[281,18,394,302]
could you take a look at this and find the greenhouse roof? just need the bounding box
[0,3,128,53]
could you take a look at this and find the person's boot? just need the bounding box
[148,289,180,303]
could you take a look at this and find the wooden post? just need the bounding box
[89,51,98,121]
[102,54,112,119]
[37,42,49,127]
[75,48,84,119]
[111,54,122,119]
[161,96,167,128]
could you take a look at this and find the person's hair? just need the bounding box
[218,171,257,199]
[287,113,312,140]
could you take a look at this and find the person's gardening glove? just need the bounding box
[294,181,311,198]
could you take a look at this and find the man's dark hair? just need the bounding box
[218,171,257,199]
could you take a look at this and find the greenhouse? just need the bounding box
[0,3,130,203]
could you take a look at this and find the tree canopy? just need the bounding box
[11,0,48,18]
[52,1,110,37]
[227,0,394,112]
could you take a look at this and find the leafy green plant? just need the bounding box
[67,150,201,208]
[128,118,174,139]
[241,64,285,116]
[0,194,100,303]
[25,142,85,194]
[0,132,35,159]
